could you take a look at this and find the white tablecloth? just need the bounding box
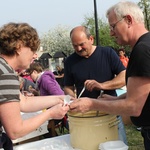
[13,134,73,150]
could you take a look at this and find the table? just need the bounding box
[13,134,73,150]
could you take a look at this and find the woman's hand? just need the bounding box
[47,103,69,119]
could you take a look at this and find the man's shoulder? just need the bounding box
[96,46,116,55]
[65,52,79,63]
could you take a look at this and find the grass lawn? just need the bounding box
[125,125,144,150]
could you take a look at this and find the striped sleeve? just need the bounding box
[0,58,20,103]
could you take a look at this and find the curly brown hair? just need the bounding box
[0,22,40,56]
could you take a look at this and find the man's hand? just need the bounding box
[69,97,93,113]
[84,80,102,92]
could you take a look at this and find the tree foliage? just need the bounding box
[138,0,150,30]
[40,25,74,56]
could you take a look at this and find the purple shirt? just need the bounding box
[37,71,64,96]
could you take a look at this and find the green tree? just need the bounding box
[138,0,150,30]
[40,25,74,56]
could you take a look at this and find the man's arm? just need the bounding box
[100,70,126,89]
[85,70,126,91]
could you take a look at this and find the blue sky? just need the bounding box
[0,0,139,36]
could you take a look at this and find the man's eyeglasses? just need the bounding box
[109,16,126,32]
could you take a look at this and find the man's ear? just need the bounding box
[89,35,94,44]
[125,15,132,25]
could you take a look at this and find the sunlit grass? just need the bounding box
[125,125,144,150]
